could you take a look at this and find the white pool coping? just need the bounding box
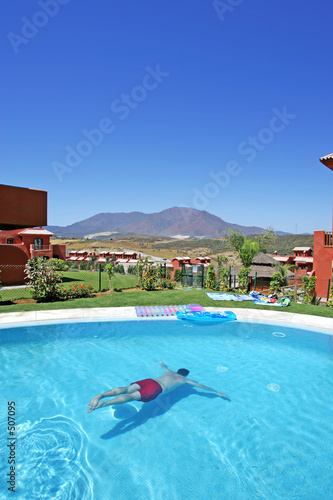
[0,306,332,333]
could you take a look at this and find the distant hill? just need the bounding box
[47,206,289,239]
[261,234,314,255]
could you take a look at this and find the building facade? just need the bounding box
[273,247,313,274]
[0,227,66,285]
[67,250,142,273]
[312,153,333,299]
[171,256,211,278]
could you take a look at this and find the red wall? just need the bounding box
[0,185,47,230]
[0,229,24,245]
[313,231,333,299]
[21,233,51,248]
[0,245,28,285]
[52,244,67,260]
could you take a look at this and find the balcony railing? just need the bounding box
[324,232,333,246]
[30,245,52,251]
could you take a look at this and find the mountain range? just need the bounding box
[47,207,287,239]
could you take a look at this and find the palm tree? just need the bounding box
[274,263,298,286]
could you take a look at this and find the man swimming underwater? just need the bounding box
[87,360,229,413]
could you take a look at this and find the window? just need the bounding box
[34,238,43,250]
[7,238,14,244]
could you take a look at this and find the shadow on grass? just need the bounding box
[61,276,85,283]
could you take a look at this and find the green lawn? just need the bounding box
[0,271,137,302]
[61,270,137,291]
[1,287,333,318]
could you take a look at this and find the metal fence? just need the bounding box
[0,264,137,303]
[181,264,205,288]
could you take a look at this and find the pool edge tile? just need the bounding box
[0,307,333,333]
[0,311,37,325]
[83,307,137,319]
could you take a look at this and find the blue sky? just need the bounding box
[1,0,332,234]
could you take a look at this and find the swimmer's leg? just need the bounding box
[87,384,141,413]
[87,391,141,412]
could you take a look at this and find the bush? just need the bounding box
[127,265,137,275]
[48,258,69,271]
[113,264,125,274]
[159,278,176,289]
[269,272,285,293]
[237,267,250,294]
[25,257,63,302]
[173,268,182,282]
[219,267,229,292]
[301,275,317,305]
[79,262,91,270]
[205,264,216,289]
[327,283,333,307]
[61,283,93,300]
[137,258,160,291]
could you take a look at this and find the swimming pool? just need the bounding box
[0,317,332,499]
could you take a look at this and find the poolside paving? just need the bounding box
[0,307,332,333]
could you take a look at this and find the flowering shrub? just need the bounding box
[136,258,160,290]
[25,258,63,302]
[61,283,93,300]
[159,278,176,289]
[25,257,95,302]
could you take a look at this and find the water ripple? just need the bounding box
[16,415,94,500]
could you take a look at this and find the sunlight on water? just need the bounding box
[0,319,332,499]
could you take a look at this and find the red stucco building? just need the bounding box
[273,247,313,274]
[312,153,333,299]
[272,153,333,300]
[67,250,143,273]
[0,184,47,230]
[0,184,66,286]
[0,228,66,285]
[171,256,211,278]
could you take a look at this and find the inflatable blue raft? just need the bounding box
[176,310,236,323]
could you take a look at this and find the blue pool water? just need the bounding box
[0,319,332,500]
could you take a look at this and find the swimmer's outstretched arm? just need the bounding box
[186,380,230,400]
[158,360,171,371]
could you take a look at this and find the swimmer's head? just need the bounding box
[177,368,190,377]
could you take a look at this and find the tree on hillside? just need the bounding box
[239,239,260,268]
[227,228,276,268]
[256,226,276,251]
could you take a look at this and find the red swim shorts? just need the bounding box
[131,378,163,402]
